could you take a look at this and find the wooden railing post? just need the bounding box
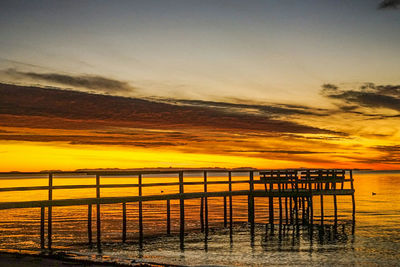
[96,174,101,253]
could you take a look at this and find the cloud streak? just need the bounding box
[0,83,338,135]
[321,83,400,114]
[378,0,400,9]
[5,69,135,94]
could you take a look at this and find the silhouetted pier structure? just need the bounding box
[0,169,355,253]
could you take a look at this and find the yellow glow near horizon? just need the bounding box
[0,141,301,172]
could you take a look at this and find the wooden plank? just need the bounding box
[0,189,355,210]
[0,169,260,176]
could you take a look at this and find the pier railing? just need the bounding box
[0,169,355,253]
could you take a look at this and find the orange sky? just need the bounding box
[0,83,399,171]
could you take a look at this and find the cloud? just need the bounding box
[165,98,330,117]
[0,83,339,135]
[360,145,400,165]
[378,0,400,9]
[4,69,135,94]
[223,149,330,154]
[321,83,400,113]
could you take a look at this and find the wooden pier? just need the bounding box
[0,169,355,253]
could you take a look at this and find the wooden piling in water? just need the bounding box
[122,202,127,243]
[88,204,92,247]
[200,197,204,232]
[96,174,101,253]
[228,171,233,236]
[268,185,274,230]
[48,173,53,250]
[223,196,227,227]
[179,171,185,249]
[248,171,254,227]
[350,170,356,221]
[203,171,208,235]
[278,181,283,229]
[40,206,45,250]
[138,174,143,248]
[167,199,171,235]
[320,195,324,225]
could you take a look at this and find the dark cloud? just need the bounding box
[0,83,339,135]
[357,145,400,165]
[166,98,329,117]
[321,83,400,113]
[378,0,400,9]
[5,69,135,94]
[223,149,330,154]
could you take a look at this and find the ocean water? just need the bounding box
[0,172,399,266]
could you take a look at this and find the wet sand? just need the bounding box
[0,252,169,267]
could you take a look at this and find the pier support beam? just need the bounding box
[167,199,171,235]
[247,171,254,227]
[88,204,92,247]
[40,207,45,250]
[138,174,143,249]
[96,174,101,253]
[204,171,208,235]
[228,171,233,237]
[179,172,185,250]
[200,197,204,232]
[122,202,127,243]
[48,173,53,251]
[350,170,356,222]
[320,195,324,225]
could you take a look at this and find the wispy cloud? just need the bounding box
[165,99,330,117]
[321,83,400,114]
[378,0,400,9]
[0,83,339,135]
[4,69,135,94]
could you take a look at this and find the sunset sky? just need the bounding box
[0,0,399,171]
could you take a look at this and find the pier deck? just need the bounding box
[0,169,355,252]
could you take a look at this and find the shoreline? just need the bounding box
[0,251,177,267]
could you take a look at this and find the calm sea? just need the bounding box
[0,172,399,266]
